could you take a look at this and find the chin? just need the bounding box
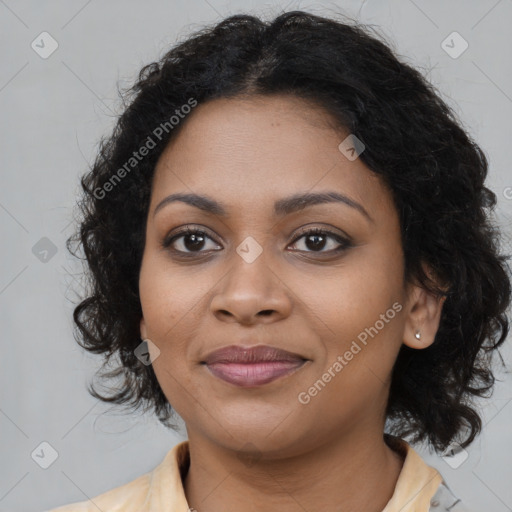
[199,408,312,458]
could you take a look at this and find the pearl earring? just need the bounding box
[415,331,421,340]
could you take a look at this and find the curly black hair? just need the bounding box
[67,9,511,453]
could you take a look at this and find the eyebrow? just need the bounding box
[153,191,373,223]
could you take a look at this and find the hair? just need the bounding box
[67,9,511,453]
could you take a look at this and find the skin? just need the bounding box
[139,94,445,512]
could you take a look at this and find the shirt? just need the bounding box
[48,436,472,512]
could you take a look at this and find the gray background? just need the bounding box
[1,1,511,511]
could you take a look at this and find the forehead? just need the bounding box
[150,95,392,220]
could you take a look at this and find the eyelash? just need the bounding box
[162,225,353,257]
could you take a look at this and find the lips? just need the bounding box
[202,345,308,387]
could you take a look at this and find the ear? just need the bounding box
[140,317,148,340]
[403,265,447,350]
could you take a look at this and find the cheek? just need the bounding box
[315,242,405,376]
[320,251,403,328]
[139,252,210,339]
[138,254,215,398]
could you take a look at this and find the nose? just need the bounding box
[209,250,292,326]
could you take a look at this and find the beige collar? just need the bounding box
[381,435,443,511]
[57,437,442,511]
[149,436,442,512]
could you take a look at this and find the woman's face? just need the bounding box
[139,94,419,456]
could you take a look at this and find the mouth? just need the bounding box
[201,345,309,388]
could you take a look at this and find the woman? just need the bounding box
[50,9,511,512]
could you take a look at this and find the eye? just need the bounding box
[288,227,352,254]
[162,225,352,257]
[162,226,221,255]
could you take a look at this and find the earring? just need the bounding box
[415,330,422,340]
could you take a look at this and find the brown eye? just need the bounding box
[162,227,221,254]
[289,228,352,253]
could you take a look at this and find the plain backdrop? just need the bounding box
[0,1,511,511]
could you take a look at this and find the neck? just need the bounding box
[183,428,405,512]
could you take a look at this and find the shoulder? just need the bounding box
[46,441,190,512]
[47,471,152,512]
[383,435,475,512]
[428,481,476,512]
